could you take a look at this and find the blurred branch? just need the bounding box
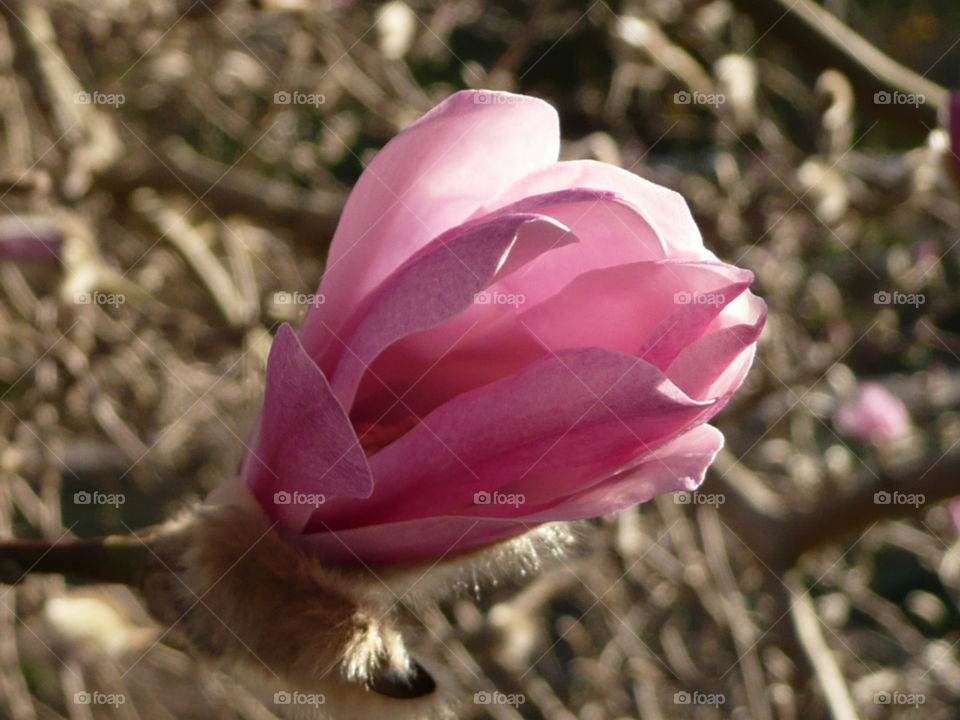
[96,142,344,245]
[1,0,344,243]
[787,570,861,720]
[132,188,256,328]
[718,450,960,571]
[730,0,949,139]
[0,535,146,586]
[0,0,122,197]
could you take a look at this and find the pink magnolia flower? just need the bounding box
[243,90,766,564]
[835,382,910,445]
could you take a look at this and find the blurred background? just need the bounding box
[0,0,959,718]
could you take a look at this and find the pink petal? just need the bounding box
[518,259,753,363]
[299,515,536,565]
[301,90,560,374]
[349,191,670,418]
[485,194,669,309]
[305,347,714,533]
[665,292,766,400]
[297,425,724,564]
[351,311,546,423]
[514,423,725,520]
[476,159,709,259]
[357,258,753,420]
[327,211,576,409]
[245,324,373,531]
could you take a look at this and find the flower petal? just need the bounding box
[524,423,725,519]
[517,259,753,363]
[478,159,709,259]
[305,347,715,533]
[245,324,373,531]
[327,211,577,409]
[487,194,668,307]
[301,90,560,373]
[665,292,766,400]
[297,425,724,564]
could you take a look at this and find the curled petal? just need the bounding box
[302,90,561,373]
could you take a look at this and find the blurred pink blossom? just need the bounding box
[0,217,62,263]
[835,382,910,445]
[949,499,960,535]
[242,90,766,563]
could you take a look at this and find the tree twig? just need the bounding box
[729,0,949,138]
[96,142,345,246]
[717,449,960,571]
[0,535,147,586]
[787,570,861,720]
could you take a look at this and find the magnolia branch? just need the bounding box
[716,448,960,571]
[0,534,146,586]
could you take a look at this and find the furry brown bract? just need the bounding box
[134,480,575,719]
